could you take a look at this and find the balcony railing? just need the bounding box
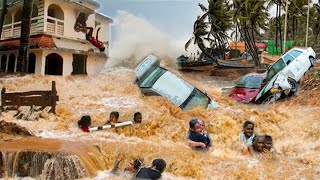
[1,16,42,39]
[47,16,64,36]
[0,16,65,39]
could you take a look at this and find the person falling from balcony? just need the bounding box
[77,24,106,52]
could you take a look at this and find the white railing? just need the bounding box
[1,16,42,39]
[46,16,64,36]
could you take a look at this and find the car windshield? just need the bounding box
[236,76,264,89]
[140,67,167,87]
[289,50,303,58]
[182,89,210,111]
[266,58,286,81]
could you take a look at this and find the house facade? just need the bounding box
[0,0,112,75]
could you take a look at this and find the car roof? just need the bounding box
[244,72,267,78]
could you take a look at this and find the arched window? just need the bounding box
[45,53,63,75]
[1,55,7,72]
[7,54,16,73]
[47,4,64,20]
[28,53,36,73]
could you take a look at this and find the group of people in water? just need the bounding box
[77,111,142,132]
[187,119,275,157]
[77,114,275,179]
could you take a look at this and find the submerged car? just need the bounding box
[229,73,266,103]
[255,47,316,103]
[135,55,219,111]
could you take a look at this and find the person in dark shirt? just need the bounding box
[187,119,211,149]
[134,158,166,180]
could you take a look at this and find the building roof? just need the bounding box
[96,13,114,23]
[0,34,56,51]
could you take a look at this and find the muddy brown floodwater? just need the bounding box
[0,66,319,180]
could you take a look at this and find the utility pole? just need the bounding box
[283,0,288,52]
[0,0,8,40]
[306,0,310,47]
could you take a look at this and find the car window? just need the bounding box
[289,50,303,58]
[182,88,210,111]
[283,54,294,65]
[140,67,167,87]
[236,76,264,89]
[266,58,286,81]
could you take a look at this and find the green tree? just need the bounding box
[16,0,33,72]
[233,0,269,67]
[185,0,232,65]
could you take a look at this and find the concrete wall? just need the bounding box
[44,0,111,43]
[0,49,107,75]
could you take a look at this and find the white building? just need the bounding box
[0,0,112,75]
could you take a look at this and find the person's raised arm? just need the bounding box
[187,139,206,149]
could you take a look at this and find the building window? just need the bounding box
[48,4,64,20]
[72,54,87,75]
[1,55,7,72]
[45,53,63,75]
[7,54,15,73]
[28,53,36,73]
[47,4,64,36]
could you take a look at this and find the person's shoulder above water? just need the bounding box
[134,158,166,180]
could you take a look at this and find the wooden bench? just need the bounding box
[1,81,59,113]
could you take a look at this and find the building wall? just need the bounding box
[0,49,107,75]
[87,54,107,74]
[44,0,111,43]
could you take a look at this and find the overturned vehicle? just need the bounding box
[134,55,219,111]
[255,47,315,103]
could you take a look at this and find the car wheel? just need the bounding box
[262,94,277,103]
[310,57,315,67]
[287,78,298,97]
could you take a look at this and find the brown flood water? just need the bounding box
[0,65,320,180]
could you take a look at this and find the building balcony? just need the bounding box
[46,16,64,37]
[1,16,64,40]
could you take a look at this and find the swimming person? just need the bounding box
[134,158,166,180]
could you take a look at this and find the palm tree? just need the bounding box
[185,0,232,65]
[17,0,33,72]
[0,0,8,39]
[233,0,269,68]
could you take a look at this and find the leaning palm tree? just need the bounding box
[233,0,269,68]
[185,0,232,65]
[17,0,33,72]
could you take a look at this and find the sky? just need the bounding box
[95,0,206,43]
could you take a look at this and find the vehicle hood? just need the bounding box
[152,71,194,106]
[229,87,260,102]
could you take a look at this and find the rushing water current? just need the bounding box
[0,64,319,180]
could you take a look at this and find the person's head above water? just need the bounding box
[253,135,265,152]
[189,119,201,133]
[78,115,91,127]
[242,120,254,138]
[134,112,142,123]
[99,46,105,52]
[151,158,166,173]
[109,111,119,123]
[264,135,273,150]
[125,158,143,172]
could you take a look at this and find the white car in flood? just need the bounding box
[135,55,218,111]
[255,47,315,103]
